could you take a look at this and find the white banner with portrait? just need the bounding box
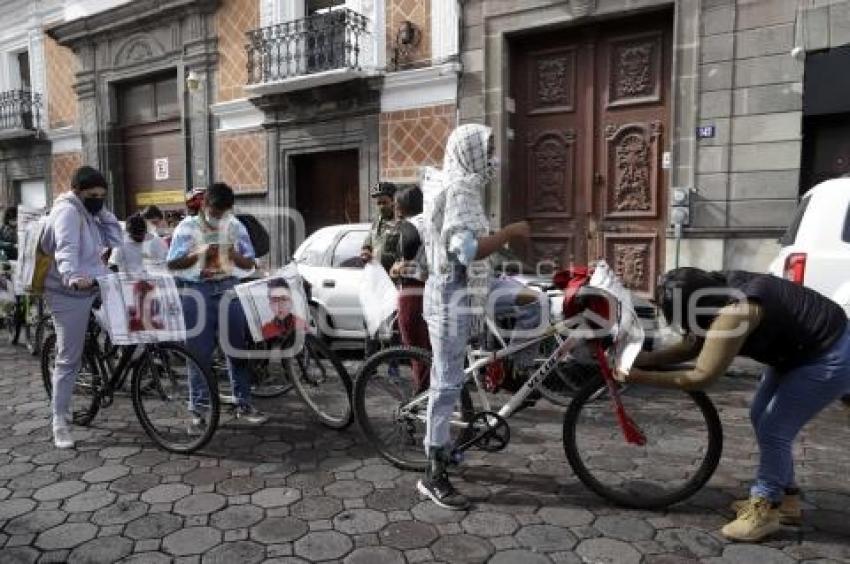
[235,263,309,344]
[96,273,186,345]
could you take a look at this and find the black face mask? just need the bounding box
[83,197,105,215]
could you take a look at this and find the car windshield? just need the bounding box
[779,196,812,247]
[295,228,337,266]
[332,230,368,267]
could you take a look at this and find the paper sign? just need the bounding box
[96,273,186,345]
[154,158,169,181]
[236,264,309,343]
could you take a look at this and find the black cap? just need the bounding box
[370,182,397,198]
[71,166,108,192]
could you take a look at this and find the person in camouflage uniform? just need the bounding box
[360,182,401,272]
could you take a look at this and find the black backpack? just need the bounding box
[237,214,270,258]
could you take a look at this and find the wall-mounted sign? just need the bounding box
[696,125,715,139]
[154,158,169,181]
[135,190,186,206]
[662,151,671,170]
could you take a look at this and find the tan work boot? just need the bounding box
[722,497,781,542]
[730,492,801,526]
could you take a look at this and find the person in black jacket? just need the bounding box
[622,268,850,542]
[0,206,18,260]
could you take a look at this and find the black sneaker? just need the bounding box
[417,474,470,511]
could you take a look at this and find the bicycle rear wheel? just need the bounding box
[131,343,220,453]
[353,346,475,472]
[288,334,353,429]
[563,377,722,509]
[40,332,102,426]
[249,340,294,398]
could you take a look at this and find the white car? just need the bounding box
[769,178,850,316]
[294,223,371,341]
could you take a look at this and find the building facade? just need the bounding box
[3,0,848,292]
[460,0,850,295]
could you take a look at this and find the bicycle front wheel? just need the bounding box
[131,343,220,453]
[249,340,294,398]
[288,334,352,429]
[40,332,102,426]
[563,377,723,509]
[353,346,475,472]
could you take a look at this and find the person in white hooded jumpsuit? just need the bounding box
[418,124,541,510]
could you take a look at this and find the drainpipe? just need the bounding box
[455,0,464,126]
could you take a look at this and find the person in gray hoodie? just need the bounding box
[41,166,122,449]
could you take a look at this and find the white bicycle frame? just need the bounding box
[396,315,589,428]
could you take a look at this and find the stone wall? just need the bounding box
[50,151,82,196]
[380,104,454,180]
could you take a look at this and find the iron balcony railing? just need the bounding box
[246,8,369,85]
[0,89,41,132]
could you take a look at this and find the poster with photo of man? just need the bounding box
[96,273,186,345]
[235,264,308,345]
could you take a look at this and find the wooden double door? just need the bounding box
[509,11,672,295]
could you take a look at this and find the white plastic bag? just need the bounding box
[359,261,398,338]
[587,260,645,373]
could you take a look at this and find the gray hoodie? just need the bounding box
[40,192,123,296]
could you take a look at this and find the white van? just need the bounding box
[768,178,850,317]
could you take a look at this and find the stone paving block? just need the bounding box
[202,540,265,564]
[7,471,59,491]
[251,517,309,544]
[431,534,494,563]
[0,546,39,564]
[33,480,86,502]
[109,473,160,494]
[216,476,264,496]
[67,536,133,563]
[163,526,222,556]
[290,496,343,521]
[251,487,301,508]
[0,498,35,520]
[126,513,183,540]
[719,544,796,564]
[81,464,130,483]
[174,493,227,516]
[4,510,66,535]
[91,500,149,526]
[410,500,466,524]
[593,515,656,542]
[489,549,552,564]
[515,525,578,552]
[379,520,438,550]
[324,480,373,499]
[537,506,594,527]
[223,528,248,541]
[333,508,387,535]
[294,530,353,561]
[461,511,518,537]
[141,483,192,504]
[34,549,71,563]
[656,527,725,558]
[184,467,230,486]
[63,490,116,513]
[344,546,405,564]
[35,523,98,550]
[576,538,642,564]
[210,504,264,530]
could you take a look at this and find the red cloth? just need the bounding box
[261,315,308,341]
[397,283,430,393]
[553,265,610,321]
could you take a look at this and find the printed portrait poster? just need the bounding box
[96,273,186,345]
[235,265,309,344]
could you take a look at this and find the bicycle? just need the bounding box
[211,319,354,430]
[41,302,220,454]
[353,273,723,510]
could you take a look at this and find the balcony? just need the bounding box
[245,8,371,96]
[0,90,42,139]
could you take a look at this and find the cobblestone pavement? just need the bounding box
[0,343,848,564]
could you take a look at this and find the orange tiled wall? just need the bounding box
[44,35,79,129]
[216,130,266,192]
[380,104,454,180]
[216,0,259,102]
[51,152,82,197]
[387,0,431,69]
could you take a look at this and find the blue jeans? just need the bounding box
[423,273,542,450]
[749,325,850,502]
[180,278,253,410]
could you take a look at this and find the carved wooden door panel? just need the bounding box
[510,36,589,269]
[593,19,672,296]
[509,11,671,295]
